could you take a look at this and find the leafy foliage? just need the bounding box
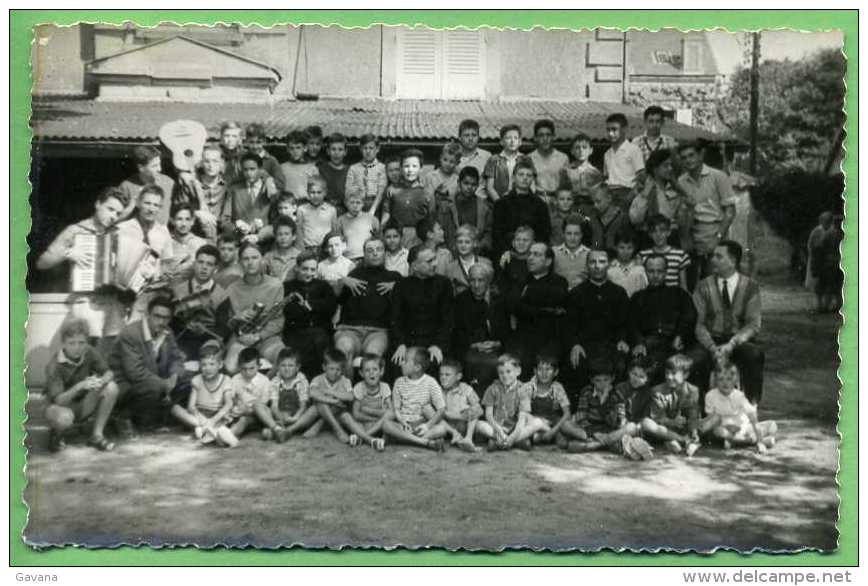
[750,169,844,267]
[718,47,846,175]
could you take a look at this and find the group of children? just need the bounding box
[41,107,778,458]
[147,109,696,295]
[157,336,776,457]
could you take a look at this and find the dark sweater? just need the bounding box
[628,284,696,345]
[565,279,630,349]
[282,279,337,333]
[390,274,454,350]
[492,190,552,254]
[317,162,350,209]
[338,264,403,329]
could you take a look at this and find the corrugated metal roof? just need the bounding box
[31,97,731,143]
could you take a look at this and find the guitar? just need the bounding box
[158,120,220,236]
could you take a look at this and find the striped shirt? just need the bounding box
[353,381,392,412]
[392,374,445,422]
[346,160,388,204]
[639,247,690,288]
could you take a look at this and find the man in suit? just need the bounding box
[689,240,764,404]
[109,295,187,435]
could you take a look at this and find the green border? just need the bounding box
[10,9,858,566]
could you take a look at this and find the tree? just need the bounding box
[718,48,845,175]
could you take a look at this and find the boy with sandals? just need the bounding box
[44,318,121,453]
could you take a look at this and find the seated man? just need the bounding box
[390,246,454,370]
[513,241,569,375]
[452,262,509,390]
[688,240,764,405]
[219,242,285,374]
[109,295,187,435]
[171,244,228,360]
[334,237,402,374]
[565,249,630,398]
[628,253,696,381]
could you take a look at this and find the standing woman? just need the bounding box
[220,241,285,373]
[282,250,339,378]
[629,149,692,251]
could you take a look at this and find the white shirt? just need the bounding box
[719,272,740,301]
[604,140,645,189]
[705,387,755,427]
[191,278,215,294]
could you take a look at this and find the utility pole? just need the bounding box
[621,31,629,104]
[748,31,761,175]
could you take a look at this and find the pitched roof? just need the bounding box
[31,97,734,143]
[88,35,282,82]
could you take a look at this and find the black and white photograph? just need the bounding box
[24,22,845,551]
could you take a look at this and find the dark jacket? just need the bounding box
[452,289,510,358]
[628,284,696,345]
[390,274,454,351]
[109,319,185,392]
[283,279,337,333]
[514,271,569,339]
[565,279,630,350]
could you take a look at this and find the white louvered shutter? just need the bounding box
[442,30,485,99]
[397,28,439,98]
[396,28,484,99]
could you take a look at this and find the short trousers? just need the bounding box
[196,406,220,419]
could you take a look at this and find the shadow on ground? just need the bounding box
[23,284,841,552]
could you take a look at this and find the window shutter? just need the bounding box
[443,30,485,99]
[397,28,439,98]
[396,28,485,99]
[682,40,703,74]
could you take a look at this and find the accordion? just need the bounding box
[70,232,157,294]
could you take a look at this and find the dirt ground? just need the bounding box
[23,280,841,552]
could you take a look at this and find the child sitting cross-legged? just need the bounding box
[568,358,639,453]
[222,346,284,446]
[381,346,452,451]
[349,354,391,451]
[617,356,656,426]
[169,340,235,446]
[309,348,382,447]
[524,354,586,449]
[641,353,702,456]
[480,353,546,451]
[264,347,320,442]
[701,361,778,454]
[439,358,488,453]
[44,318,121,453]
